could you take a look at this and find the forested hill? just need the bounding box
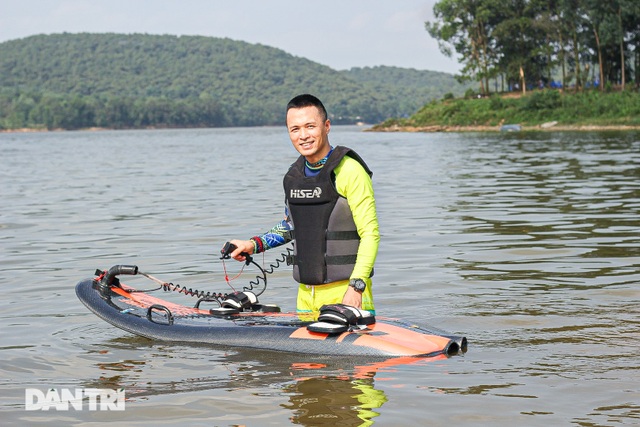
[0,33,467,130]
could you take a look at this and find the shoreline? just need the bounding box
[368,123,640,133]
[0,127,111,134]
[3,123,640,134]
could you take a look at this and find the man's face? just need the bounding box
[286,106,331,163]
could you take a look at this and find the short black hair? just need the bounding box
[286,94,328,122]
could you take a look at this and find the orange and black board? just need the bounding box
[76,272,466,358]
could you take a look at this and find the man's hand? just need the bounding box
[225,240,254,262]
[341,286,363,309]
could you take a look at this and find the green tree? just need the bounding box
[426,0,502,94]
[426,0,639,92]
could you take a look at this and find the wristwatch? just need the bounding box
[349,278,366,293]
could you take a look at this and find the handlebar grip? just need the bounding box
[102,265,139,286]
[220,242,253,265]
[220,242,237,259]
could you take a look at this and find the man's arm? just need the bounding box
[335,156,380,280]
[229,217,293,260]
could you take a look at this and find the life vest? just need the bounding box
[283,146,372,284]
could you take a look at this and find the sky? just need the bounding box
[0,0,461,74]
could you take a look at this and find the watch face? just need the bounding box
[352,279,366,292]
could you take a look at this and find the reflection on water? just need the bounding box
[83,339,394,426]
[282,376,385,427]
[1,128,639,426]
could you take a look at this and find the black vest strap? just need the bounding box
[326,231,360,240]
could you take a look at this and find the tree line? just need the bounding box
[426,0,640,94]
[0,90,232,130]
[0,33,470,130]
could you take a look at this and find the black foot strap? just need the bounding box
[307,304,375,334]
[221,291,258,310]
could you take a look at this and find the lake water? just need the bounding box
[1,126,639,426]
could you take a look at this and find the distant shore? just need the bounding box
[368,123,640,133]
[0,127,110,133]
[367,90,640,133]
[4,123,640,134]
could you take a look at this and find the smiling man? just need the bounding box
[227,94,380,315]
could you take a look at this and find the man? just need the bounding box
[226,94,379,315]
